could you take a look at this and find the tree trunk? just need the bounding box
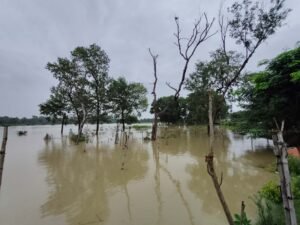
[121,110,125,132]
[272,130,298,225]
[152,113,158,141]
[206,90,234,225]
[0,126,8,188]
[96,101,100,136]
[61,115,65,135]
[115,123,119,144]
[208,91,214,142]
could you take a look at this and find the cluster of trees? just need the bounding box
[40,44,148,137]
[151,92,228,125]
[230,46,300,144]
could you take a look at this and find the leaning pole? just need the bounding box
[0,126,8,189]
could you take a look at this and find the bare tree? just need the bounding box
[148,14,216,140]
[149,49,159,141]
[170,14,216,101]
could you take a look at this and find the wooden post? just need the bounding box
[0,126,8,188]
[272,129,297,225]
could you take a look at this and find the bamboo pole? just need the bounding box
[272,124,297,225]
[0,126,8,188]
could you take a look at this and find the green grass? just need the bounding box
[131,124,152,130]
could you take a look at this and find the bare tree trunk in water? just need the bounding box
[96,102,100,136]
[149,49,159,141]
[61,115,65,135]
[206,91,234,225]
[115,123,119,144]
[0,126,8,188]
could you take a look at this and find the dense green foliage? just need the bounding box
[108,77,148,130]
[232,47,300,140]
[41,44,148,135]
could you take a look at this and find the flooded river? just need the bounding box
[0,125,275,225]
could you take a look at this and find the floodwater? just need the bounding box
[0,125,276,225]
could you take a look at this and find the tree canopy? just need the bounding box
[108,77,148,130]
[233,46,300,141]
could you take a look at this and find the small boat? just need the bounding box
[17,131,27,136]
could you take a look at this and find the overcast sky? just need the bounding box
[0,0,299,118]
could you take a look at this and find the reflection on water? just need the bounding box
[0,125,276,225]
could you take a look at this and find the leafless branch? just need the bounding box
[166,82,178,92]
[173,14,216,100]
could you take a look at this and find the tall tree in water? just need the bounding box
[108,77,148,131]
[71,44,110,136]
[46,56,92,138]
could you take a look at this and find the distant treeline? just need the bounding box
[0,116,57,126]
[0,116,153,126]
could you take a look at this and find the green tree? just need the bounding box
[185,91,228,125]
[71,44,110,136]
[39,88,69,135]
[46,56,92,138]
[151,96,187,124]
[108,77,148,131]
[235,46,300,143]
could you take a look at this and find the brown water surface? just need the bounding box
[0,125,276,225]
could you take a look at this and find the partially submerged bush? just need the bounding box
[69,134,87,143]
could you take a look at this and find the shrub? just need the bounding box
[69,134,87,143]
[234,213,252,225]
[259,180,281,204]
[288,156,300,176]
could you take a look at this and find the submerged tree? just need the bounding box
[46,56,92,138]
[108,77,148,131]
[151,96,187,124]
[71,44,110,136]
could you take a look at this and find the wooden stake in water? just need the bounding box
[0,126,8,188]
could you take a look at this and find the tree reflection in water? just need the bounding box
[38,133,149,225]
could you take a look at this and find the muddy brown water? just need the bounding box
[0,125,276,225]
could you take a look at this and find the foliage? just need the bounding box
[252,195,284,225]
[234,213,252,225]
[228,0,290,50]
[186,49,242,96]
[186,91,229,125]
[234,47,300,142]
[288,156,300,176]
[291,176,300,199]
[71,44,110,133]
[151,96,187,124]
[108,77,148,130]
[259,180,281,204]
